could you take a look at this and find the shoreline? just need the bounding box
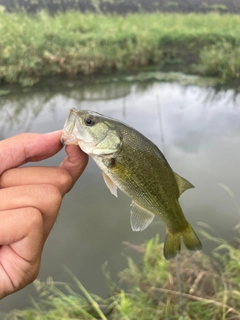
[0,11,240,86]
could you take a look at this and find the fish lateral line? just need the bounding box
[61,108,203,260]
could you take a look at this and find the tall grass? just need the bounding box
[4,231,240,320]
[1,10,240,85]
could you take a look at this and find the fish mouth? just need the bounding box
[61,108,110,150]
[60,132,79,145]
[60,108,80,145]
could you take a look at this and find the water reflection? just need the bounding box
[1,77,240,313]
[1,77,240,139]
[62,82,131,101]
[0,92,54,138]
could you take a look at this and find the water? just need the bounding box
[1,76,240,313]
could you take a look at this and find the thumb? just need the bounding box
[60,145,88,185]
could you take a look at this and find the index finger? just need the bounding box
[0,131,63,174]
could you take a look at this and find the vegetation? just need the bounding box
[4,228,240,320]
[1,10,240,86]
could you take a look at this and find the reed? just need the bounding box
[1,10,240,86]
[4,229,240,320]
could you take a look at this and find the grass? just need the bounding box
[1,10,240,85]
[4,229,240,320]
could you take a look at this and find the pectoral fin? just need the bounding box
[102,172,118,197]
[174,172,194,196]
[130,202,155,231]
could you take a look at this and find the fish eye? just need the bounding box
[84,117,95,126]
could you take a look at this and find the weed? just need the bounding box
[4,230,240,319]
[1,11,240,86]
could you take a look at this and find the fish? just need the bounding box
[61,108,202,260]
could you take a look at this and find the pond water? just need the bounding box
[1,74,240,313]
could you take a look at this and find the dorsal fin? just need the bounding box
[174,172,194,196]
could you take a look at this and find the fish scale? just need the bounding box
[61,108,202,260]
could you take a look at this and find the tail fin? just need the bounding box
[164,232,181,260]
[182,223,202,252]
[164,224,202,260]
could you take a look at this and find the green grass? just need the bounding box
[4,230,240,320]
[1,10,240,85]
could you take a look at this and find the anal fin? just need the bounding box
[130,202,155,231]
[102,172,118,197]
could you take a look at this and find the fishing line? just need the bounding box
[155,93,165,152]
[175,255,185,319]
[122,96,127,117]
[156,91,184,317]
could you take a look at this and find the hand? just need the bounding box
[0,131,88,299]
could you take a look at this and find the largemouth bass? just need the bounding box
[61,108,202,260]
